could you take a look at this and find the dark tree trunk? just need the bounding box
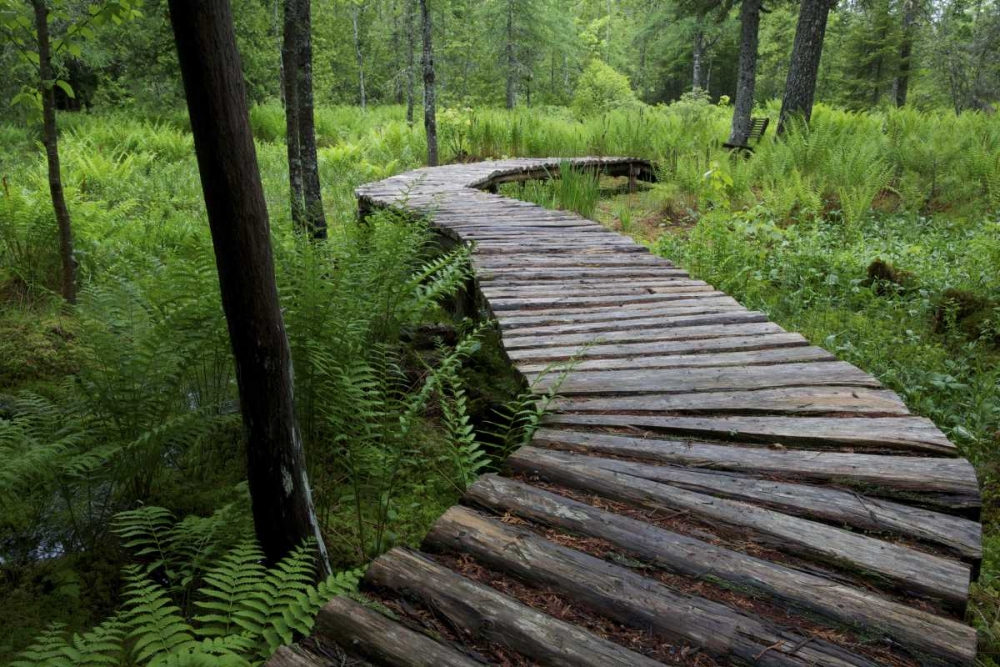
[870,24,887,106]
[282,0,305,227]
[32,0,76,305]
[296,0,327,238]
[420,0,437,166]
[283,0,326,239]
[728,0,762,145]
[167,0,330,574]
[505,0,516,109]
[351,3,367,109]
[893,0,916,107]
[405,0,415,124]
[778,0,836,133]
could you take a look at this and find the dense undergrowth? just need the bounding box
[2,99,1000,664]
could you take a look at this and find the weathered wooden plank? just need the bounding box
[505,332,811,361]
[531,428,980,506]
[266,646,331,667]
[516,450,980,559]
[474,256,671,269]
[508,447,971,608]
[474,244,648,254]
[492,298,746,320]
[465,474,978,666]
[502,321,788,349]
[547,386,909,415]
[426,507,878,667]
[516,346,837,373]
[364,548,666,667]
[490,289,718,311]
[502,311,768,335]
[312,596,482,667]
[528,361,881,397]
[540,414,956,455]
[478,268,697,282]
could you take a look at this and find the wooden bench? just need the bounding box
[723,116,770,153]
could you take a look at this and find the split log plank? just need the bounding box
[516,346,837,373]
[426,507,878,667]
[531,428,979,507]
[465,474,977,666]
[313,596,483,667]
[508,447,971,608]
[548,386,909,415]
[502,310,768,335]
[529,361,883,397]
[514,450,981,559]
[363,548,667,667]
[503,321,789,349]
[540,414,956,454]
[505,333,811,361]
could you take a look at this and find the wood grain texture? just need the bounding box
[313,596,481,666]
[365,548,666,667]
[508,447,972,609]
[465,474,977,666]
[426,507,879,667]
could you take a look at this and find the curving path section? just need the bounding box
[276,158,982,667]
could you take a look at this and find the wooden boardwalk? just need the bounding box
[276,158,982,667]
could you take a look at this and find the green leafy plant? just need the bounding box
[13,507,361,667]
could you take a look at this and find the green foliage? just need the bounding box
[12,518,361,667]
[571,60,641,117]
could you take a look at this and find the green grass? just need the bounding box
[2,101,1000,663]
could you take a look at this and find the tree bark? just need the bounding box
[403,0,417,125]
[420,0,438,166]
[893,0,916,107]
[296,0,327,239]
[283,0,326,239]
[32,0,76,305]
[505,0,516,109]
[282,0,305,227]
[692,27,705,91]
[778,0,836,133]
[167,0,330,574]
[728,0,762,145]
[405,0,415,124]
[351,2,367,110]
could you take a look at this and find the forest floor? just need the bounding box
[2,102,999,664]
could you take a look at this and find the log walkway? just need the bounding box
[277,158,982,667]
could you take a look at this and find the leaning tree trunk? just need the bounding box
[504,0,516,109]
[167,0,330,574]
[351,3,367,110]
[777,0,836,133]
[282,0,305,227]
[893,0,916,107]
[420,0,438,166]
[296,0,327,239]
[32,0,76,305]
[728,0,762,145]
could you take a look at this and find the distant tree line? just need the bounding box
[3,0,998,117]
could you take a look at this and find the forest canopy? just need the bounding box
[1,0,999,114]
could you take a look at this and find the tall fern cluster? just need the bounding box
[12,505,360,667]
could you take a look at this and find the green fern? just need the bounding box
[12,536,361,667]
